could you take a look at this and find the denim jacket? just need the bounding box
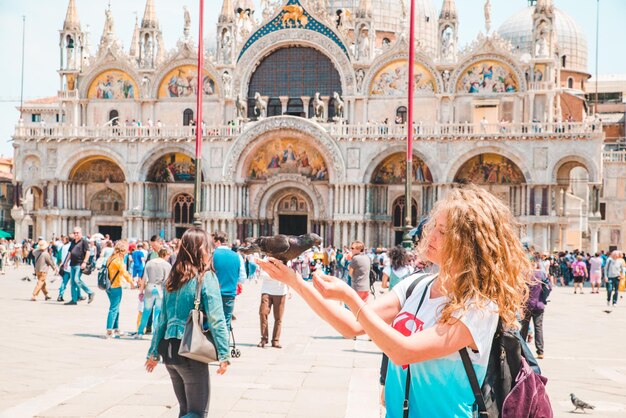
[147,271,230,363]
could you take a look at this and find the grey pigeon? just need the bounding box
[239,233,322,263]
[570,393,595,413]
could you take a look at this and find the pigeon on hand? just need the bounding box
[570,393,595,413]
[238,233,322,263]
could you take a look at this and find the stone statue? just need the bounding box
[312,92,325,120]
[442,70,450,91]
[104,8,115,35]
[535,23,549,57]
[144,36,153,67]
[484,0,491,33]
[357,27,369,59]
[254,92,267,119]
[222,71,231,97]
[356,69,365,92]
[183,6,191,38]
[235,95,248,122]
[441,26,455,60]
[221,30,232,63]
[332,92,344,121]
[236,95,248,120]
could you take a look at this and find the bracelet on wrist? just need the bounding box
[355,303,366,322]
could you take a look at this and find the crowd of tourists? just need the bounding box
[12,185,626,417]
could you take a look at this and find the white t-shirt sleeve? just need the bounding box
[453,300,499,355]
[383,266,391,276]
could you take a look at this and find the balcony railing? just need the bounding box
[528,82,555,91]
[603,151,626,163]
[13,120,601,143]
[13,124,243,142]
[328,121,600,140]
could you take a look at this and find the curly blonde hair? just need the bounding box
[417,185,532,329]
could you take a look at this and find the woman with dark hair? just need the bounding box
[381,246,414,290]
[145,228,230,418]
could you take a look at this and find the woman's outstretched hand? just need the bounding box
[312,271,352,302]
[256,257,302,288]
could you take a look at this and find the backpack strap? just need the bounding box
[403,276,435,418]
[459,348,488,416]
[459,317,505,416]
[404,272,433,300]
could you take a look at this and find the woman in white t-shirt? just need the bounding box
[258,186,532,417]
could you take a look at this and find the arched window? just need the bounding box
[286,98,304,117]
[561,55,567,68]
[567,77,574,89]
[108,110,119,126]
[248,47,341,120]
[183,108,194,126]
[90,189,124,215]
[392,197,417,228]
[267,98,282,117]
[173,194,194,224]
[396,106,407,124]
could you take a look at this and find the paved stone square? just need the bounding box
[1,265,625,417]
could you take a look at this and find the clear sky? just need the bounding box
[0,0,624,158]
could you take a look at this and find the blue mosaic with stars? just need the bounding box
[237,0,349,62]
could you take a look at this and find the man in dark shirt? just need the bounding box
[64,226,95,305]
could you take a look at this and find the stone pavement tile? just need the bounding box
[36,402,103,418]
[225,412,286,418]
[118,393,178,407]
[60,391,126,407]
[291,388,347,407]
[231,398,292,414]
[254,371,307,390]
[97,405,169,417]
[158,407,180,418]
[302,371,351,390]
[242,388,298,402]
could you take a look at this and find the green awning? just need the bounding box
[0,230,12,238]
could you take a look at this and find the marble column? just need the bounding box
[590,225,599,253]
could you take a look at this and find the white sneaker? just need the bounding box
[607,300,611,306]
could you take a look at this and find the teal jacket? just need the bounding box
[147,271,230,363]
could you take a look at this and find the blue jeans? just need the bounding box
[137,286,162,335]
[106,287,122,330]
[221,295,235,332]
[607,277,620,304]
[70,265,93,302]
[58,270,80,299]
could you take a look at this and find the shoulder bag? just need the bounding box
[178,276,218,363]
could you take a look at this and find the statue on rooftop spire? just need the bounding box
[183,6,191,38]
[484,0,491,33]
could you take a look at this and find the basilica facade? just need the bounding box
[13,0,620,252]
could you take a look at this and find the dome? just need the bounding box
[328,0,438,53]
[497,6,588,73]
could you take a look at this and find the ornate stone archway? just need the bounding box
[552,155,599,184]
[446,146,531,184]
[223,116,346,182]
[253,174,326,220]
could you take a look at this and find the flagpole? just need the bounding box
[193,0,204,227]
[594,0,600,114]
[19,16,26,120]
[402,0,415,248]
